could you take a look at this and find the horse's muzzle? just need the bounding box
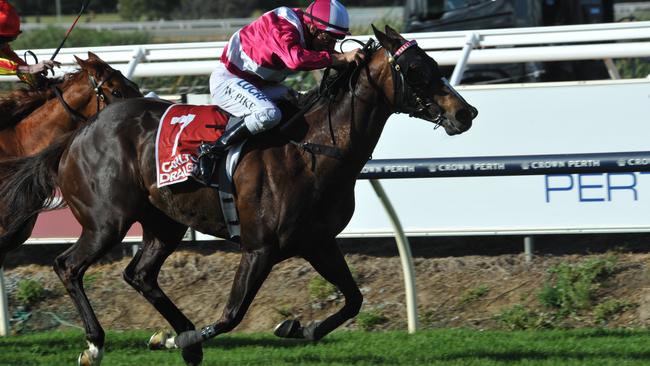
[444,105,476,135]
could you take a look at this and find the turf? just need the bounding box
[2,328,650,365]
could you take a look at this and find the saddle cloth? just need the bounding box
[155,104,228,188]
[155,104,244,241]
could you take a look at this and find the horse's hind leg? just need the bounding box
[53,224,130,366]
[0,215,37,266]
[122,210,202,366]
[275,237,362,341]
[174,246,275,349]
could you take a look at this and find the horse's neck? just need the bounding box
[4,76,96,156]
[307,55,393,176]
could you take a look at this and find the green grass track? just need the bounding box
[2,328,650,365]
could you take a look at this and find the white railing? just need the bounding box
[1,21,648,81]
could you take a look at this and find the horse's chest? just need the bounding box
[292,183,356,234]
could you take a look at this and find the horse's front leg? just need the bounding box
[53,227,127,366]
[274,237,362,341]
[174,246,275,348]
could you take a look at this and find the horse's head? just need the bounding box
[74,51,143,105]
[372,25,477,135]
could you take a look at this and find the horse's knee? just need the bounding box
[53,255,72,281]
[122,267,141,289]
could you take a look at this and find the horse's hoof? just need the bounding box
[181,344,204,366]
[77,349,103,366]
[273,319,304,339]
[148,330,176,350]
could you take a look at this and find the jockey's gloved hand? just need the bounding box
[18,59,61,75]
[331,49,365,68]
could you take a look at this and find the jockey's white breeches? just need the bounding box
[209,63,290,134]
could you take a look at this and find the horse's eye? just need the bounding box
[407,67,429,87]
[112,90,123,98]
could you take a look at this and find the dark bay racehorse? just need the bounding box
[0,26,476,366]
[0,52,142,264]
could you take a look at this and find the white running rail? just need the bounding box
[0,21,648,80]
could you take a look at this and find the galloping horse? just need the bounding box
[0,26,476,366]
[0,52,142,264]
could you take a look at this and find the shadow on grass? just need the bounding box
[438,350,650,362]
[204,336,337,349]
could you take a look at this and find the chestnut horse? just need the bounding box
[0,26,476,366]
[0,51,142,264]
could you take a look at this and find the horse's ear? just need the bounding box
[87,51,100,60]
[74,55,86,67]
[374,24,401,53]
[384,25,407,42]
[372,24,382,38]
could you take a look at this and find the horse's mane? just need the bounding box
[298,41,383,109]
[0,70,84,131]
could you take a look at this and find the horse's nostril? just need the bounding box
[455,109,473,124]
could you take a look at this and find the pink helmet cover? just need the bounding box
[304,0,351,38]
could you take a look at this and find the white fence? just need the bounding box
[1,21,649,81]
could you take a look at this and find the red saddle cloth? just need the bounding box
[156,104,229,187]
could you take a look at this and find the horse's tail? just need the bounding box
[0,132,72,235]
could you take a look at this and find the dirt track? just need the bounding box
[4,234,650,334]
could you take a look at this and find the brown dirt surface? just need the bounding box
[4,234,650,335]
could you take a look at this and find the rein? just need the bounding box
[282,39,378,168]
[50,70,121,124]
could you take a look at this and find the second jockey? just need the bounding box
[0,0,59,87]
[198,0,364,177]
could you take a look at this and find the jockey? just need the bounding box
[0,0,59,86]
[198,0,364,175]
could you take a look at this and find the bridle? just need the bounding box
[52,69,127,124]
[386,40,445,126]
[89,69,127,110]
[385,39,477,126]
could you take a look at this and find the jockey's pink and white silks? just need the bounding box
[212,5,344,135]
[221,7,332,85]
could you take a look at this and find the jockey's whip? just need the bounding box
[50,0,91,61]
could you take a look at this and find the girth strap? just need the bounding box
[289,140,344,160]
[289,139,344,171]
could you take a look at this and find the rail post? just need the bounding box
[0,269,9,336]
[369,180,419,333]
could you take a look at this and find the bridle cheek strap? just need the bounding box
[386,40,421,115]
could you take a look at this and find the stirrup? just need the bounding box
[197,143,219,185]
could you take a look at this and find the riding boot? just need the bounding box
[197,120,252,184]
